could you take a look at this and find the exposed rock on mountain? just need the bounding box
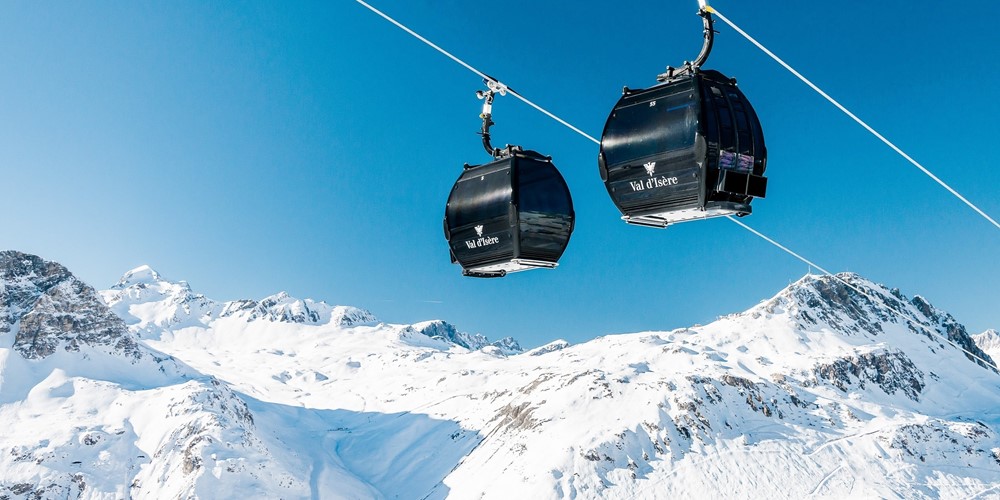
[809,349,924,400]
[0,254,313,498]
[3,253,999,499]
[0,251,138,360]
[412,320,522,354]
[759,273,994,370]
[526,339,570,356]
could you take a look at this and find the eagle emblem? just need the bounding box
[475,225,484,237]
[643,161,656,176]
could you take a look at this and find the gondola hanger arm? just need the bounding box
[658,1,716,82]
[476,78,515,159]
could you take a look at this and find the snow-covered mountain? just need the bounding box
[975,329,1000,365]
[99,264,519,355]
[3,250,1000,498]
[0,252,314,498]
[100,264,380,335]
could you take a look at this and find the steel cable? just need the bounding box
[707,6,1000,231]
[353,0,998,370]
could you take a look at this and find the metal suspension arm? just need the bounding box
[692,7,715,69]
[477,89,499,157]
[658,5,716,81]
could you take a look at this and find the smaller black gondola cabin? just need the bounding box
[599,69,767,228]
[444,149,574,278]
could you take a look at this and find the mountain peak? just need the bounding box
[114,264,166,289]
[789,272,879,297]
[0,250,72,285]
[411,320,523,354]
[973,329,1000,362]
[0,252,140,360]
[526,339,570,356]
[761,272,911,326]
[215,293,378,327]
[752,272,996,371]
[264,291,292,302]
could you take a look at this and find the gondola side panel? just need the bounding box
[445,160,517,269]
[599,78,706,218]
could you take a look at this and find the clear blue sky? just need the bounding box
[2,1,998,348]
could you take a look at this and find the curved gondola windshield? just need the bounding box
[517,159,573,217]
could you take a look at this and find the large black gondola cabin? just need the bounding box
[444,148,574,278]
[599,69,767,228]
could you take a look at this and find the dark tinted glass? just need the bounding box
[517,159,572,217]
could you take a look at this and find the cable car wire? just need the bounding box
[728,215,998,371]
[352,1,999,370]
[355,0,600,145]
[726,216,835,277]
[350,0,849,280]
[707,6,1000,232]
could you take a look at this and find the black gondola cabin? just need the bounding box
[599,69,767,228]
[444,149,574,278]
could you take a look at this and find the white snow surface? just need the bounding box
[975,329,1000,365]
[3,262,1000,499]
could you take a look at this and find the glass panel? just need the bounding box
[517,160,572,217]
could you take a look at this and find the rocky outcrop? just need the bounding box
[765,273,996,371]
[910,295,995,370]
[413,320,523,354]
[1,251,139,360]
[809,350,925,401]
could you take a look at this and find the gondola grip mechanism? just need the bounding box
[484,78,508,96]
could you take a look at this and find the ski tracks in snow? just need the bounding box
[806,463,845,497]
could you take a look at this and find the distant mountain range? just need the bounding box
[1,250,998,498]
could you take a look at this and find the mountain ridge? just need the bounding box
[0,251,317,498]
[2,251,999,498]
[100,264,516,353]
